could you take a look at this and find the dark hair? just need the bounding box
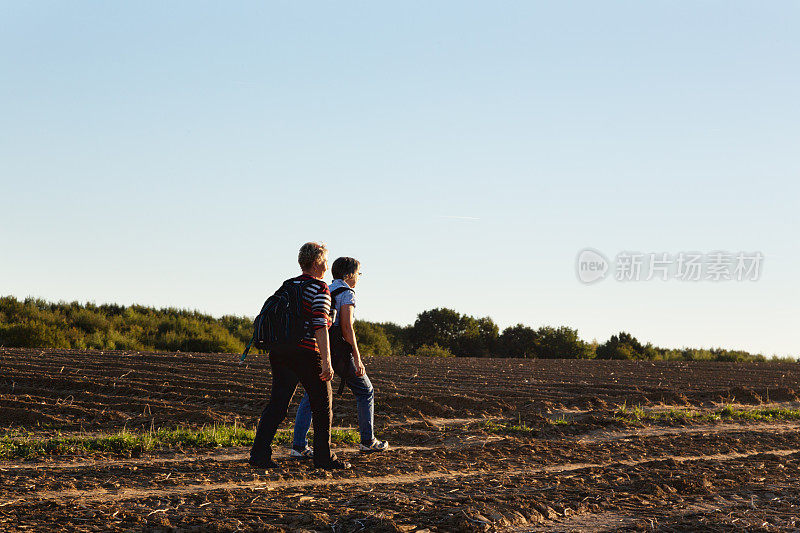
[331,257,360,280]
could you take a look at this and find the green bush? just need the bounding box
[410,308,498,357]
[414,343,455,357]
[354,320,393,356]
[0,321,71,349]
[596,331,647,360]
[0,296,246,353]
[535,325,594,359]
[497,324,539,358]
[71,308,111,334]
[376,321,412,355]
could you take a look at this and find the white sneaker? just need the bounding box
[290,446,314,459]
[359,439,389,453]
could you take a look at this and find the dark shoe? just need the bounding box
[314,458,351,470]
[249,457,278,469]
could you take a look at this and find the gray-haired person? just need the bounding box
[249,242,350,470]
[291,256,389,457]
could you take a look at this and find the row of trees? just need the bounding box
[0,297,789,362]
[353,308,594,359]
[0,296,250,353]
[354,308,786,362]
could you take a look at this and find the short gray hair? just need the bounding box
[298,242,328,271]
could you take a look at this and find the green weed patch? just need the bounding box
[480,406,800,437]
[0,424,360,460]
[614,404,800,424]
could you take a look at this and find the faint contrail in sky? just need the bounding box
[438,215,481,220]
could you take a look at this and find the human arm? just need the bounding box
[315,328,333,381]
[340,304,365,377]
[310,285,334,381]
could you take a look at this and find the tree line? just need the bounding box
[0,296,792,362]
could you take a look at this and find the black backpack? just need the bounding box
[241,278,314,361]
[327,285,353,343]
[328,285,355,394]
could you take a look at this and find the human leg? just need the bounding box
[342,359,388,452]
[250,354,299,464]
[346,371,375,445]
[290,352,336,467]
[292,392,312,450]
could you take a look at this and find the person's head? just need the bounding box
[331,256,361,288]
[298,242,329,279]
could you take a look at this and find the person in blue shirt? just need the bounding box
[291,256,389,456]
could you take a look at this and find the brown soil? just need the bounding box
[2,348,800,532]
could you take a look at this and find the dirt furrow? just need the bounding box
[515,474,797,532]
[10,447,799,508]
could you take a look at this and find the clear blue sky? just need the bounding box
[2,2,798,356]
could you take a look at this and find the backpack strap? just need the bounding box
[330,286,354,315]
[293,277,321,334]
[337,364,348,395]
[328,286,354,336]
[329,285,355,395]
[329,286,353,303]
[240,338,254,362]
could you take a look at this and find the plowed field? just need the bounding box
[2,348,800,532]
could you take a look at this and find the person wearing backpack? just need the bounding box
[248,242,350,470]
[290,256,389,459]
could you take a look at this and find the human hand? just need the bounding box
[353,357,366,377]
[320,359,333,382]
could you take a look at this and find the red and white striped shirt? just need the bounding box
[292,274,331,353]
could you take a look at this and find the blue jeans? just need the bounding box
[293,355,375,447]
